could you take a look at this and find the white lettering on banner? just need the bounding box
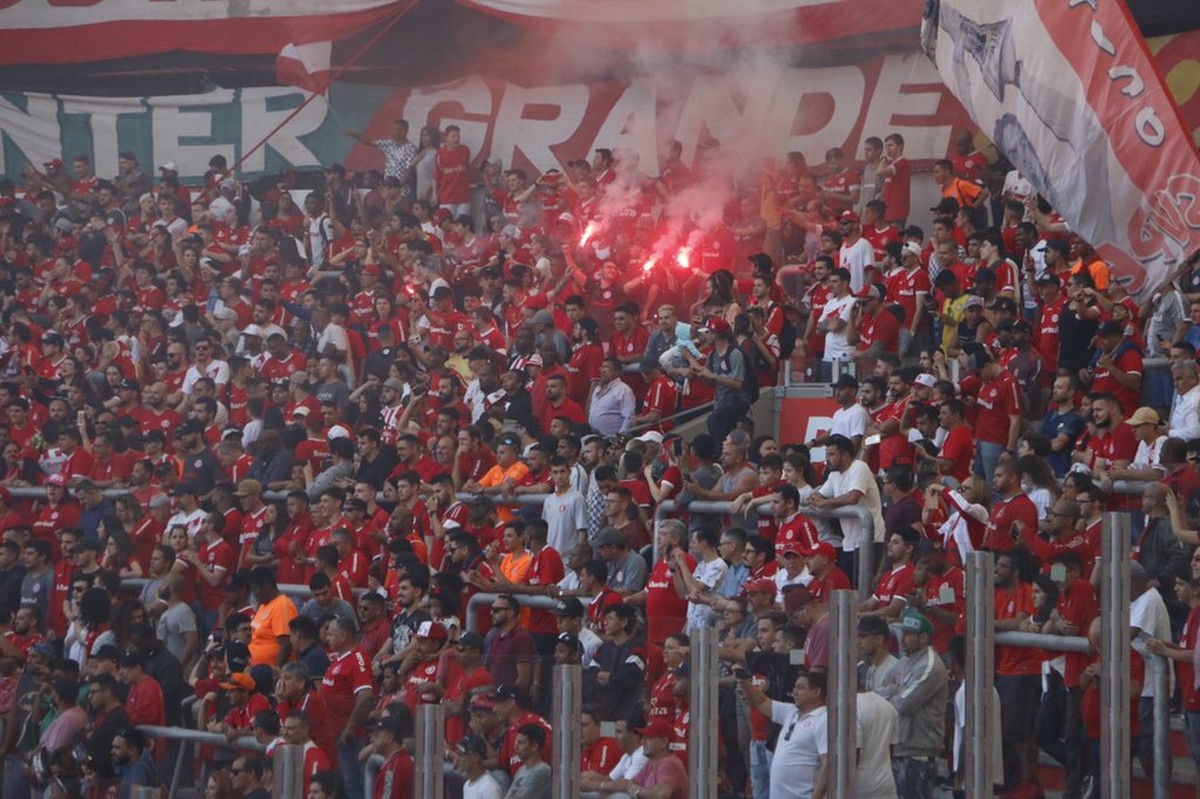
[772,66,866,158]
[857,53,954,160]
[587,80,660,176]
[238,88,328,173]
[489,83,589,176]
[0,93,61,175]
[59,95,145,177]
[148,90,236,176]
[402,76,495,166]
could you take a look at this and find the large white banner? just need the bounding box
[926,0,1200,295]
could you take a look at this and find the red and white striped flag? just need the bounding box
[924,0,1200,297]
[275,41,333,94]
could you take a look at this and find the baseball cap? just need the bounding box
[901,241,922,258]
[831,374,858,390]
[860,284,885,301]
[1127,407,1161,427]
[458,734,489,757]
[171,482,199,497]
[702,318,731,336]
[913,373,937,388]
[556,632,582,653]
[635,431,664,445]
[802,541,838,561]
[415,621,448,642]
[930,197,960,214]
[493,684,527,704]
[552,597,584,617]
[43,158,64,169]
[47,473,67,487]
[963,295,984,309]
[741,578,777,596]
[899,609,934,636]
[158,161,179,172]
[455,632,486,652]
[1129,560,1148,580]
[219,673,256,691]
[1097,320,1124,336]
[594,528,625,548]
[640,721,675,740]
[839,210,860,224]
[291,406,311,418]
[234,479,262,497]
[94,644,122,662]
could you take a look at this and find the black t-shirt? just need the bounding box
[1058,301,1099,372]
[746,650,799,749]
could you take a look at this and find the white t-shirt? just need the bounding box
[820,294,857,362]
[463,772,503,799]
[817,460,885,551]
[952,683,1004,779]
[687,557,729,631]
[1132,435,1167,473]
[840,236,876,292]
[831,404,870,441]
[770,702,828,799]
[856,691,899,799]
[167,507,207,543]
[1131,587,1172,697]
[608,745,649,780]
[542,489,588,557]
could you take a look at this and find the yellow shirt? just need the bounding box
[940,295,969,356]
[249,593,298,666]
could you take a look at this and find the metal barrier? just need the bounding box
[689,626,719,799]
[465,591,560,634]
[826,591,857,798]
[135,725,264,799]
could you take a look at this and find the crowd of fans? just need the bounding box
[0,117,1195,799]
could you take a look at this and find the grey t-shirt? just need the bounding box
[504,761,551,799]
[707,345,747,406]
[157,602,198,663]
[606,550,648,593]
[299,597,358,628]
[19,568,52,629]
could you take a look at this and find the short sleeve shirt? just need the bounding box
[250,593,298,666]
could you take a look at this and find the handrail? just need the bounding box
[465,591,560,634]
[136,725,264,751]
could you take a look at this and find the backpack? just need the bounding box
[721,345,760,404]
[778,308,798,359]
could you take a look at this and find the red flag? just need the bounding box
[275,41,333,94]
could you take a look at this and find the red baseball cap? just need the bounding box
[802,542,838,561]
[640,721,675,740]
[840,210,860,224]
[703,318,731,336]
[742,578,778,596]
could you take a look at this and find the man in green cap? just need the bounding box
[875,609,947,799]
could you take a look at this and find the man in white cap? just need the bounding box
[887,240,931,355]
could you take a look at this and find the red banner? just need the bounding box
[0,0,411,66]
[455,0,925,48]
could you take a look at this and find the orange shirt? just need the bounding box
[479,461,531,521]
[249,593,299,666]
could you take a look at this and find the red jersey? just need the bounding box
[1034,297,1065,379]
[808,566,852,603]
[1090,346,1143,413]
[525,547,565,634]
[857,308,900,354]
[434,145,472,204]
[196,539,235,611]
[645,556,694,644]
[982,493,1039,553]
[939,424,975,483]
[884,266,930,331]
[975,370,1023,446]
[995,582,1042,675]
[880,157,911,221]
[567,342,605,404]
[862,224,902,263]
[320,647,373,734]
[872,563,915,606]
[774,512,819,559]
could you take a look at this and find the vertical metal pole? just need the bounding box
[552,664,582,799]
[855,529,874,602]
[689,626,719,799]
[1100,512,1131,799]
[828,590,858,799]
[273,743,305,799]
[414,704,446,799]
[965,551,996,799]
[1152,653,1169,799]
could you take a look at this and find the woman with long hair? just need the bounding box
[1016,453,1060,520]
[244,501,287,569]
[413,125,441,205]
[64,586,112,668]
[204,768,238,799]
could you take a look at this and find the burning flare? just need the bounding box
[579,220,599,247]
[675,247,691,270]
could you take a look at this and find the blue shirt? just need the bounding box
[1040,406,1084,477]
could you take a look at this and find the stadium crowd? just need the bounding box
[0,118,1195,799]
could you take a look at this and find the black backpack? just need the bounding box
[778,309,798,359]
